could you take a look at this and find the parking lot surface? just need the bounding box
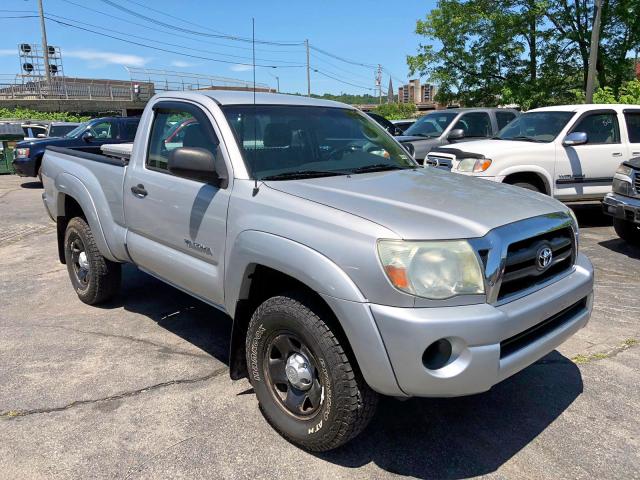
[0,174,638,479]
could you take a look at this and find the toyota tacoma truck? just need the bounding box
[603,158,640,244]
[426,104,640,200]
[41,91,594,451]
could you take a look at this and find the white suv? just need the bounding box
[426,104,640,201]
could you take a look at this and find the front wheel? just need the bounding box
[246,294,378,451]
[64,217,121,305]
[613,218,640,245]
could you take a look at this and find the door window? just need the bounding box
[120,119,140,140]
[453,112,491,138]
[496,111,516,130]
[571,113,620,144]
[88,120,117,140]
[624,112,640,143]
[147,106,220,173]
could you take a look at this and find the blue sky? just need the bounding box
[0,0,436,95]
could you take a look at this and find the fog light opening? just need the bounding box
[422,338,453,370]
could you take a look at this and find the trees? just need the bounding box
[408,0,640,107]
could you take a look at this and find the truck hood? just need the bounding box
[265,168,567,240]
[432,138,552,158]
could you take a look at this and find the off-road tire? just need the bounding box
[613,218,640,245]
[246,293,378,451]
[64,217,121,304]
[510,181,541,193]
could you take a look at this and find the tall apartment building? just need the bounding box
[398,79,437,104]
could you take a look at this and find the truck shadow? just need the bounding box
[568,203,611,227]
[104,265,582,479]
[319,351,582,479]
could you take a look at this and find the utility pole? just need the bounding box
[376,64,382,104]
[275,76,280,93]
[37,0,52,86]
[305,39,311,97]
[585,0,602,103]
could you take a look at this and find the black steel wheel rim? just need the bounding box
[263,331,324,418]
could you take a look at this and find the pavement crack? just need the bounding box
[571,338,638,365]
[0,367,227,419]
[33,324,212,360]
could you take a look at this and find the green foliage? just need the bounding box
[0,108,90,122]
[310,93,383,105]
[373,103,417,120]
[593,79,640,104]
[409,0,640,108]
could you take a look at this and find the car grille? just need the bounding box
[497,227,575,301]
[425,154,453,170]
[634,170,640,194]
[500,297,587,358]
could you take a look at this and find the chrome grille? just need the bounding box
[634,170,640,194]
[497,227,575,301]
[425,154,453,170]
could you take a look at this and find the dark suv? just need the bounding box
[397,108,519,163]
[13,116,140,180]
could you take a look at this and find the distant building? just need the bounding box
[398,79,437,105]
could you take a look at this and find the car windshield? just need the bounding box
[496,111,575,142]
[64,121,90,138]
[222,105,416,180]
[49,124,78,137]
[403,111,458,137]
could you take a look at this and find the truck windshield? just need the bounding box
[403,111,457,138]
[496,111,575,143]
[64,122,90,138]
[222,105,416,180]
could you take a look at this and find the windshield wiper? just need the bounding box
[507,135,543,143]
[348,164,414,174]
[261,170,345,181]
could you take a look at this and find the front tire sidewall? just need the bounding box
[247,303,338,448]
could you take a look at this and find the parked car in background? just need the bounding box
[13,116,140,181]
[42,90,593,451]
[603,158,640,244]
[391,118,416,133]
[365,111,404,136]
[47,122,82,138]
[21,122,48,140]
[397,108,519,163]
[426,104,640,201]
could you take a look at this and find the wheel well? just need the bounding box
[56,195,86,264]
[503,172,549,194]
[229,265,354,381]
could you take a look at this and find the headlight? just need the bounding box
[616,164,633,176]
[15,148,30,158]
[377,240,485,299]
[612,178,633,196]
[457,158,492,173]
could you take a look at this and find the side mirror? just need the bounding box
[402,142,415,158]
[448,128,465,140]
[82,131,94,142]
[563,132,588,146]
[168,147,223,184]
[37,133,46,138]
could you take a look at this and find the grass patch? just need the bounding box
[571,338,638,365]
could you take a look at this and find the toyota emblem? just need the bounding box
[537,246,553,270]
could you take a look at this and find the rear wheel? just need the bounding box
[613,218,640,245]
[246,293,378,451]
[64,217,121,304]
[510,181,541,193]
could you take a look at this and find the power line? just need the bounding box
[46,17,305,68]
[45,12,304,65]
[309,45,377,68]
[309,60,374,90]
[312,68,375,91]
[310,53,374,82]
[99,0,304,46]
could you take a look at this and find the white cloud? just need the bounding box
[170,60,197,68]
[230,64,253,72]
[64,50,150,68]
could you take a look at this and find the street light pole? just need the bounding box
[305,39,311,97]
[585,0,602,103]
[37,0,52,86]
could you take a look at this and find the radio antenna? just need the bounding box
[252,17,259,195]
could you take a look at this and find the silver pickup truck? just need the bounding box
[42,91,594,451]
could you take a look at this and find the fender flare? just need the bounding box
[54,172,118,262]
[497,166,553,194]
[225,230,366,316]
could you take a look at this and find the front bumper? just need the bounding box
[12,157,37,177]
[369,252,593,397]
[602,192,640,224]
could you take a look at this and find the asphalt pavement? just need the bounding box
[0,175,638,479]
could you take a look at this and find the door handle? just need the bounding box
[131,184,148,198]
[612,152,622,157]
[632,151,640,156]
